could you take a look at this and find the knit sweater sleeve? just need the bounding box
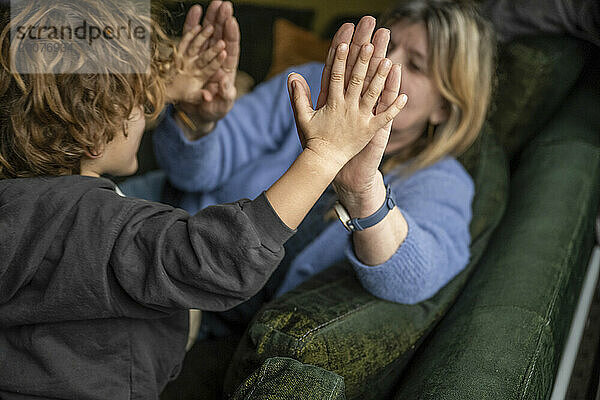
[346,158,474,304]
[152,63,324,193]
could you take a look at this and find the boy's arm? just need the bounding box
[153,63,324,193]
[110,192,296,313]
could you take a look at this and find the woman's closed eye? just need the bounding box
[408,60,423,72]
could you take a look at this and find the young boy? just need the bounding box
[0,1,404,399]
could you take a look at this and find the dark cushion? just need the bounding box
[223,124,509,400]
[391,61,600,400]
[230,357,345,400]
[160,334,241,400]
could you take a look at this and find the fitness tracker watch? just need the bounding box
[334,184,396,232]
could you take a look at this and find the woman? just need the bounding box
[122,0,495,338]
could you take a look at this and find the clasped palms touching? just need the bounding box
[288,17,408,214]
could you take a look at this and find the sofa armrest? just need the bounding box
[223,128,508,400]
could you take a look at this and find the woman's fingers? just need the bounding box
[345,43,373,104]
[344,16,376,89]
[222,16,240,75]
[212,1,233,47]
[361,58,392,112]
[203,1,223,28]
[327,43,349,105]
[376,64,402,114]
[362,28,390,96]
[187,24,215,58]
[316,23,354,109]
[372,91,408,129]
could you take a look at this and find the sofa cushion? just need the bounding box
[392,60,600,400]
[267,19,330,79]
[223,121,509,399]
[230,357,346,400]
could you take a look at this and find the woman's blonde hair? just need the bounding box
[0,0,178,178]
[380,0,496,176]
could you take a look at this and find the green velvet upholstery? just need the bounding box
[486,35,588,161]
[391,62,600,400]
[230,357,345,400]
[223,121,509,400]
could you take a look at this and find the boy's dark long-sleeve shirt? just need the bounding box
[0,175,295,399]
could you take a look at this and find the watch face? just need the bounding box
[333,201,352,232]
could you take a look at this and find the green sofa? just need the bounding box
[160,34,600,400]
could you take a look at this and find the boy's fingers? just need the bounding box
[178,25,202,60]
[372,92,408,128]
[316,23,353,109]
[361,58,392,113]
[194,39,225,68]
[362,28,390,96]
[327,43,349,105]
[187,25,215,57]
[346,43,373,104]
[376,64,401,114]
[196,50,226,78]
[287,73,314,146]
[345,16,376,89]
[183,5,203,35]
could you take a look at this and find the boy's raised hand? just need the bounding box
[287,41,406,170]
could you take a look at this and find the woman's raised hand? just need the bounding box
[286,39,406,171]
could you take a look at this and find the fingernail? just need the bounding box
[339,43,348,51]
[205,24,214,32]
[401,94,408,104]
[382,59,391,68]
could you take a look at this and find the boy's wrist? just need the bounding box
[173,104,217,140]
[304,139,350,173]
[298,147,344,180]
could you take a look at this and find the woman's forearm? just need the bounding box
[337,174,408,265]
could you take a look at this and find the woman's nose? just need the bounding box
[388,47,407,65]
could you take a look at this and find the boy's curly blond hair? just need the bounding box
[0,0,178,178]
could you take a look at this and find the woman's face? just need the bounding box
[384,20,448,155]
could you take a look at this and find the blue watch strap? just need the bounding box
[347,184,396,231]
